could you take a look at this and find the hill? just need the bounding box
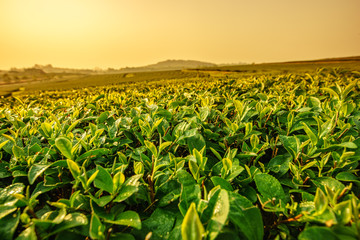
[32,64,98,74]
[196,56,360,74]
[27,60,217,74]
[120,60,217,72]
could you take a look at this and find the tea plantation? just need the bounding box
[0,67,360,239]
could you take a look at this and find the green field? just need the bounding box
[1,56,360,97]
[0,59,360,239]
[0,70,210,97]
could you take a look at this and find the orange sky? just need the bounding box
[0,0,359,69]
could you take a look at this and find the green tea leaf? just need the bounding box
[67,159,81,180]
[268,154,291,176]
[177,170,201,216]
[187,133,206,153]
[181,202,204,240]
[254,173,287,205]
[113,185,138,203]
[336,172,360,184]
[279,135,299,160]
[12,145,25,159]
[0,140,9,150]
[189,160,199,180]
[0,163,11,178]
[55,137,73,159]
[0,183,24,205]
[65,120,81,135]
[342,82,357,100]
[41,122,53,138]
[337,142,357,149]
[211,176,233,191]
[28,164,51,185]
[228,192,263,240]
[94,165,114,194]
[47,213,88,238]
[321,87,340,100]
[89,195,113,207]
[206,189,229,240]
[112,171,125,192]
[210,147,222,161]
[139,208,177,239]
[159,141,172,155]
[76,148,110,162]
[0,205,17,219]
[85,170,98,188]
[301,122,318,146]
[1,134,15,144]
[333,200,352,224]
[31,182,58,199]
[314,188,328,214]
[104,211,141,230]
[16,225,37,240]
[0,209,19,240]
[90,213,105,240]
[312,177,345,193]
[97,111,109,123]
[144,140,158,158]
[298,226,338,240]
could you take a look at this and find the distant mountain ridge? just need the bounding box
[121,60,217,72]
[8,56,359,74]
[29,60,217,74]
[32,64,95,74]
[146,59,217,69]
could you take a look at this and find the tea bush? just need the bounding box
[0,68,359,239]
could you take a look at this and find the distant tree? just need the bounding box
[13,76,21,83]
[3,74,12,84]
[10,68,19,73]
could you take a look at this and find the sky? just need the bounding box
[0,0,359,69]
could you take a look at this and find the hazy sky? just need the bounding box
[1,0,359,69]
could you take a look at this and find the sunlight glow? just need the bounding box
[0,0,359,69]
